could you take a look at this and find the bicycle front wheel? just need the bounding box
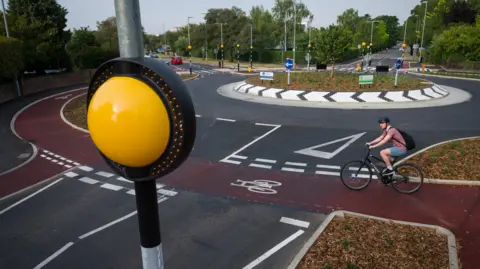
[340,161,373,191]
[391,163,424,194]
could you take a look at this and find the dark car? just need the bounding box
[171,56,183,65]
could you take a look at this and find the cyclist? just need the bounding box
[366,117,407,176]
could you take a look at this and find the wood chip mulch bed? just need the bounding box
[296,214,453,269]
[408,138,480,180]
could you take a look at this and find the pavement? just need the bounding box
[2,52,480,268]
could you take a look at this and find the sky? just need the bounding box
[56,0,420,35]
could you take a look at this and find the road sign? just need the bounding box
[413,44,419,50]
[260,71,274,80]
[395,59,403,69]
[359,75,374,85]
[305,53,311,61]
[284,59,294,70]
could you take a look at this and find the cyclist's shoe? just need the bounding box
[382,168,395,176]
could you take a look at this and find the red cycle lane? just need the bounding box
[160,158,480,268]
[11,88,480,268]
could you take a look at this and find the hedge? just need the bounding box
[0,36,24,81]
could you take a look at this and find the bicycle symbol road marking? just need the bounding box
[230,179,282,195]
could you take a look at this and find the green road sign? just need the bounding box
[359,75,374,85]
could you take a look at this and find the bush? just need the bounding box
[71,46,118,70]
[0,36,24,81]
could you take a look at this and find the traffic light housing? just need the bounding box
[86,57,196,181]
[220,44,224,48]
[188,45,192,50]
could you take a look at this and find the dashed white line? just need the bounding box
[78,165,93,172]
[242,230,305,269]
[216,117,236,122]
[280,217,310,228]
[255,158,277,164]
[46,157,52,160]
[281,167,305,173]
[156,184,165,189]
[316,164,341,170]
[285,161,307,167]
[315,171,341,176]
[96,171,114,178]
[78,211,138,240]
[157,189,177,196]
[40,154,46,158]
[78,177,98,184]
[73,162,80,166]
[116,177,132,183]
[255,122,280,127]
[126,189,136,195]
[249,163,272,169]
[51,159,58,163]
[58,162,64,165]
[54,154,60,158]
[195,114,202,117]
[33,242,74,269]
[64,172,78,178]
[64,165,73,168]
[100,183,123,191]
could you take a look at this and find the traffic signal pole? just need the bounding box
[113,0,164,268]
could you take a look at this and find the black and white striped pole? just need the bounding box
[85,0,196,268]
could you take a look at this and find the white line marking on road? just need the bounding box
[285,161,307,167]
[316,164,341,170]
[255,158,277,164]
[96,171,114,178]
[40,154,46,158]
[59,157,66,161]
[78,196,167,240]
[51,159,58,163]
[54,154,60,158]
[242,230,305,269]
[0,178,64,216]
[231,155,248,160]
[216,117,236,122]
[47,152,54,156]
[78,211,138,240]
[73,162,80,166]
[221,124,281,163]
[43,150,49,153]
[116,177,132,183]
[64,164,73,168]
[195,114,202,117]
[281,167,305,173]
[255,122,280,127]
[58,162,64,165]
[315,171,341,176]
[156,184,165,189]
[64,172,78,178]
[157,189,177,196]
[46,157,52,160]
[126,189,136,195]
[100,183,123,191]
[280,217,310,228]
[78,177,98,184]
[33,242,74,269]
[78,165,93,172]
[249,163,272,169]
[65,160,73,163]
[221,159,241,165]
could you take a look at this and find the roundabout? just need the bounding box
[1,61,480,268]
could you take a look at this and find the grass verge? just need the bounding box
[408,137,480,180]
[247,72,428,92]
[63,75,194,130]
[180,73,197,80]
[433,71,480,79]
[296,214,452,269]
[160,55,283,68]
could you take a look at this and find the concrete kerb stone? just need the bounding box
[395,136,480,186]
[233,79,450,103]
[287,210,459,269]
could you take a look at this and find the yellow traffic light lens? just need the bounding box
[87,76,171,167]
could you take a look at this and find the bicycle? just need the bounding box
[340,145,424,194]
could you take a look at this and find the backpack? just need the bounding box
[391,128,416,150]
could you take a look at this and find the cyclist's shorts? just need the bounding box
[389,147,407,157]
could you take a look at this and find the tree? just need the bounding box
[0,36,24,81]
[66,27,113,69]
[375,15,399,47]
[314,25,352,77]
[95,16,119,53]
[429,24,480,64]
[7,0,70,73]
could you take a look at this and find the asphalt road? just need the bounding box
[0,170,325,269]
[2,50,480,268]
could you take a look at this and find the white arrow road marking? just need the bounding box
[423,87,443,98]
[247,86,267,95]
[408,89,431,100]
[238,84,254,93]
[384,91,411,102]
[280,90,305,100]
[303,91,329,102]
[329,92,357,102]
[261,88,283,98]
[234,82,247,90]
[357,92,387,102]
[294,132,366,159]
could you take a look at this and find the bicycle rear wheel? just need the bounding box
[340,161,373,190]
[391,163,424,194]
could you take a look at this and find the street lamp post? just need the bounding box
[187,16,193,74]
[403,19,408,45]
[250,24,253,68]
[236,44,240,71]
[293,0,297,66]
[201,12,207,61]
[420,1,428,61]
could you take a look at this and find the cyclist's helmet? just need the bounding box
[378,117,390,124]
